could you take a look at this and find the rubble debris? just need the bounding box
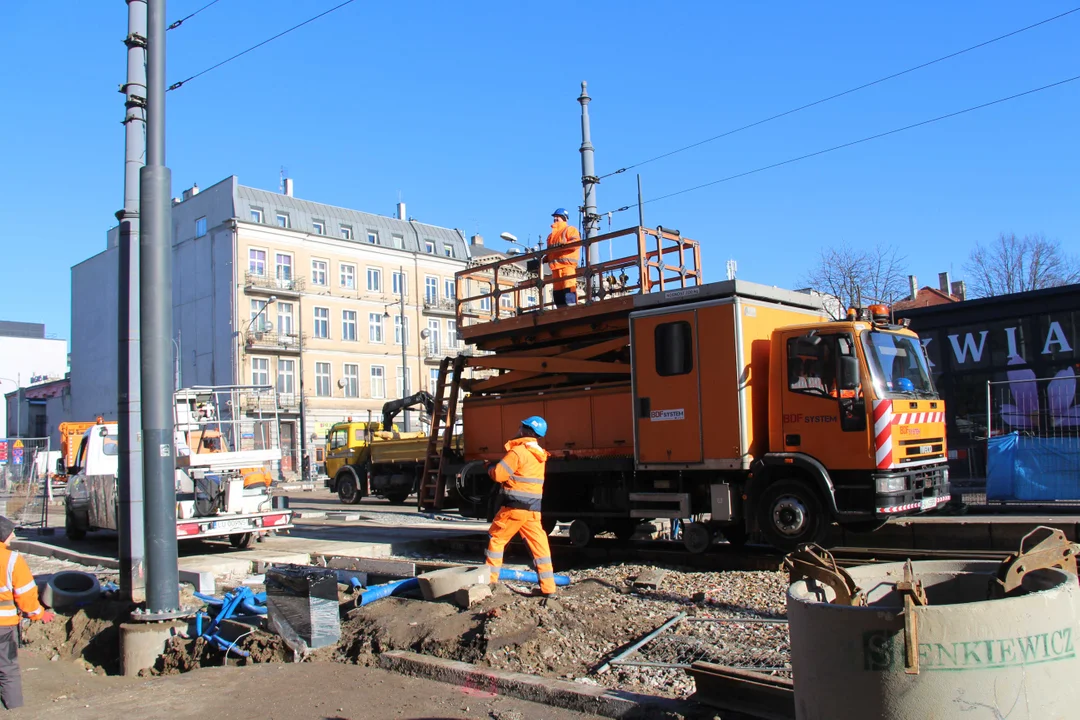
[632,570,669,590]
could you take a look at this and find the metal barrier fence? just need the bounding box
[0,437,54,528]
[987,374,1080,440]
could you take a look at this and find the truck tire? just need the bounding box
[385,492,410,505]
[757,479,828,552]
[682,523,712,553]
[229,532,253,549]
[336,469,362,505]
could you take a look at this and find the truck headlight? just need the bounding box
[876,476,906,493]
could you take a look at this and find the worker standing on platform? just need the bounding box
[0,516,54,710]
[484,417,557,596]
[545,208,581,308]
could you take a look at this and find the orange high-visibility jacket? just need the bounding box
[546,221,581,268]
[0,546,44,625]
[491,437,550,513]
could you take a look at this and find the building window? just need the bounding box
[428,319,441,355]
[315,362,332,397]
[343,364,359,398]
[527,293,538,307]
[397,366,409,398]
[369,313,384,343]
[425,276,438,304]
[443,244,454,258]
[313,307,329,339]
[392,271,407,296]
[424,240,435,254]
[277,358,295,394]
[480,284,491,312]
[340,225,353,240]
[340,263,356,289]
[370,365,386,399]
[275,253,292,284]
[394,314,408,345]
[276,213,290,228]
[447,320,458,347]
[250,208,263,223]
[429,368,440,392]
[311,259,327,286]
[444,279,455,301]
[312,220,325,235]
[250,299,270,332]
[251,357,269,386]
[367,231,378,244]
[392,234,404,249]
[500,293,512,309]
[195,216,207,238]
[342,310,357,341]
[367,267,382,292]
[248,249,266,276]
[655,321,693,377]
[277,302,294,336]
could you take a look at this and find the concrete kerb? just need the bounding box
[378,650,692,719]
[11,539,119,571]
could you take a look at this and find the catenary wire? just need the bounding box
[168,0,358,91]
[603,73,1080,213]
[598,7,1080,179]
[168,0,224,31]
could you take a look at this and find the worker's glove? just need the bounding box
[39,611,55,623]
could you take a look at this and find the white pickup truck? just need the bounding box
[64,387,293,547]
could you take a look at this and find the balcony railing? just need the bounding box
[245,272,305,295]
[245,330,305,351]
[422,298,457,315]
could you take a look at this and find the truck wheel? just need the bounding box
[385,492,410,505]
[336,471,362,505]
[757,479,827,552]
[229,533,253,549]
[568,520,593,547]
[65,514,86,541]
[682,523,712,553]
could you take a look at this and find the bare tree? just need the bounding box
[802,243,909,318]
[964,233,1079,298]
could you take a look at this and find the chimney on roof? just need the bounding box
[396,202,406,221]
[471,234,484,247]
[938,272,950,294]
[951,280,967,301]
[181,183,199,201]
[283,178,294,197]
[908,275,917,301]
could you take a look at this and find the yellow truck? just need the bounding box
[324,393,462,505]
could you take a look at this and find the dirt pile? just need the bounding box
[21,600,133,675]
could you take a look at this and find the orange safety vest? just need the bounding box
[491,437,549,513]
[0,545,43,625]
[546,221,581,268]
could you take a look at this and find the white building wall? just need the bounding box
[0,337,68,437]
[69,248,120,423]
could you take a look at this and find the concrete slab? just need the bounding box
[325,512,361,522]
[417,565,488,601]
[178,569,215,594]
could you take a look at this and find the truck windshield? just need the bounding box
[861,331,936,398]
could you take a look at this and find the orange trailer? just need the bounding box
[420,226,951,551]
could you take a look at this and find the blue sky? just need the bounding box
[1,1,1077,341]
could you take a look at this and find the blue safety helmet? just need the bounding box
[551,208,569,220]
[521,416,548,438]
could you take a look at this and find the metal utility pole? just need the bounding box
[399,266,409,432]
[117,0,147,604]
[578,82,601,285]
[138,0,179,616]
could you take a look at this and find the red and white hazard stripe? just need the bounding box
[893,411,946,425]
[872,399,893,470]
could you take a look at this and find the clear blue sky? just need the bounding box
[1,1,1077,341]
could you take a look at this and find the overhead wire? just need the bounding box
[168,0,224,31]
[168,0,358,91]
[604,73,1080,213]
[598,6,1080,179]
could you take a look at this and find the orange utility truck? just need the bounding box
[420,226,950,551]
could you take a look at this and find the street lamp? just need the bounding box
[0,375,19,439]
[170,333,181,391]
[383,265,410,431]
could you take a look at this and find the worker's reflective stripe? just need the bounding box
[537,570,554,580]
[501,489,542,511]
[485,549,503,560]
[13,581,35,597]
[533,556,551,567]
[497,461,514,478]
[511,475,543,485]
[5,552,16,592]
[0,608,16,617]
[25,607,41,616]
[549,257,576,265]
[506,483,542,497]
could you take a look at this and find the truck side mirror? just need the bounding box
[55,458,66,474]
[839,355,860,390]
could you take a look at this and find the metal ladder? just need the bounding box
[418,355,466,511]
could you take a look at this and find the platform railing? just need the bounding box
[454,225,702,327]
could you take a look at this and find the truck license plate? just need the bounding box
[214,518,250,532]
[919,445,933,454]
[920,497,936,510]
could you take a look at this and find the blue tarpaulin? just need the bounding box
[987,432,1080,501]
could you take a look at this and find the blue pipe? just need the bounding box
[238,600,267,616]
[349,577,363,590]
[498,568,571,586]
[358,577,419,606]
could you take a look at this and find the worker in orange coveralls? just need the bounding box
[545,208,581,308]
[0,515,54,709]
[484,416,557,596]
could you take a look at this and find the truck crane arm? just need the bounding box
[381,391,436,431]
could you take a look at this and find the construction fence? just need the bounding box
[0,437,56,529]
